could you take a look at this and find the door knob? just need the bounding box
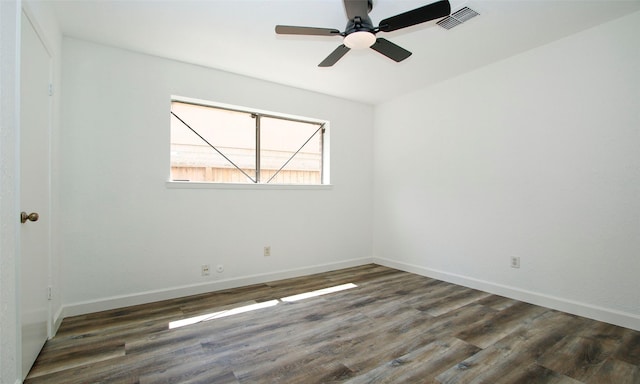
[20,212,39,223]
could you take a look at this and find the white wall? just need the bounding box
[60,39,374,314]
[373,11,640,330]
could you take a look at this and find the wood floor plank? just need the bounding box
[138,351,239,384]
[325,309,438,373]
[342,337,480,384]
[217,308,372,381]
[435,308,586,383]
[537,320,631,383]
[614,329,640,365]
[26,339,125,378]
[590,358,640,384]
[414,287,492,317]
[454,301,549,348]
[25,344,204,384]
[475,294,520,311]
[493,363,584,384]
[25,264,640,384]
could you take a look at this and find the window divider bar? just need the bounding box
[320,126,325,184]
[170,111,257,183]
[254,114,261,183]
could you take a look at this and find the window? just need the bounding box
[170,98,328,185]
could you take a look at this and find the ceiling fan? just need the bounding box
[275,0,451,67]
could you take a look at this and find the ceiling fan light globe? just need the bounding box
[343,31,376,50]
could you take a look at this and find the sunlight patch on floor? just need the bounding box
[168,282,358,329]
[280,283,358,302]
[169,300,279,329]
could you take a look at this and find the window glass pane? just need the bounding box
[260,116,322,185]
[171,102,256,183]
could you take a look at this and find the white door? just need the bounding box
[20,10,52,379]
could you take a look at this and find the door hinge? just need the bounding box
[48,83,53,96]
[47,286,52,301]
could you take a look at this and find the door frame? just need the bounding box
[0,1,23,382]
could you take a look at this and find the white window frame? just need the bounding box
[166,96,331,190]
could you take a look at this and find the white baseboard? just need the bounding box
[374,257,640,332]
[62,257,374,318]
[51,305,63,336]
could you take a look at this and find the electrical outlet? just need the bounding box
[216,264,224,273]
[510,257,520,269]
[264,246,271,257]
[201,264,210,276]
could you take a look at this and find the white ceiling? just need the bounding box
[48,0,640,105]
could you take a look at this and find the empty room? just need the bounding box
[1,0,639,383]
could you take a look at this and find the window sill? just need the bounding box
[165,181,333,191]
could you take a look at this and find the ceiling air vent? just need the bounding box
[437,7,479,30]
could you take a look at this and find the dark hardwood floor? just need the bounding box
[26,264,640,383]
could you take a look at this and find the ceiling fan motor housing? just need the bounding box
[344,16,377,49]
[345,15,375,35]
